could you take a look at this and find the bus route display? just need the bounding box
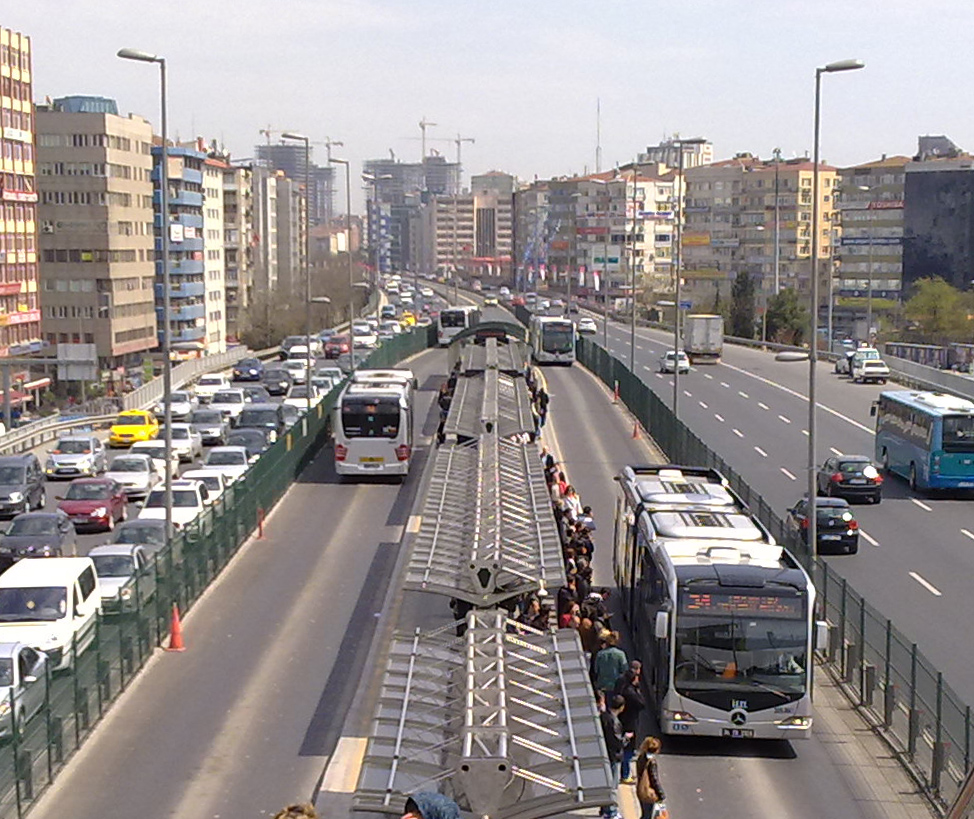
[680,592,803,619]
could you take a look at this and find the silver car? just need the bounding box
[161,423,204,463]
[659,350,691,374]
[88,544,156,614]
[0,642,48,739]
[45,435,107,479]
[188,408,230,446]
[151,390,198,422]
[104,453,159,500]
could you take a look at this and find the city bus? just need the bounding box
[613,465,818,740]
[333,381,413,479]
[528,315,575,365]
[437,305,481,346]
[873,390,974,491]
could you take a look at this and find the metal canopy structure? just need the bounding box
[405,432,564,605]
[444,367,534,440]
[352,609,615,819]
[459,339,529,377]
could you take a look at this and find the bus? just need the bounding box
[528,315,575,365]
[873,390,974,491]
[437,305,481,346]
[333,381,413,479]
[613,465,818,740]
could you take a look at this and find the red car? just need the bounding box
[325,334,351,359]
[56,477,127,532]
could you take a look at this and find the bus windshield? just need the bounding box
[542,324,575,353]
[439,310,467,328]
[942,414,974,453]
[341,397,401,438]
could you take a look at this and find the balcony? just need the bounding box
[158,303,205,321]
[154,212,204,230]
[171,325,206,343]
[154,189,203,209]
[150,166,203,186]
[156,280,205,298]
[156,258,204,277]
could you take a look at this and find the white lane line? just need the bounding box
[962,528,974,541]
[909,571,943,597]
[699,400,708,409]
[636,344,645,350]
[714,414,725,422]
[802,429,809,436]
[829,447,843,456]
[778,414,792,424]
[721,382,730,388]
[758,402,770,410]
[754,446,768,457]
[655,373,664,379]
[911,498,933,512]
[704,373,714,380]
[406,515,423,534]
[733,428,744,438]
[860,530,880,547]
[738,391,750,399]
[780,467,797,480]
[642,365,654,371]
[683,390,692,397]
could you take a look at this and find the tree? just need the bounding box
[765,288,808,345]
[903,277,974,344]
[730,271,756,339]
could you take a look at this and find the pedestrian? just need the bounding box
[273,804,318,819]
[599,695,626,818]
[563,485,583,522]
[578,612,599,654]
[557,470,569,496]
[613,660,646,783]
[557,575,579,618]
[401,791,462,819]
[559,601,581,630]
[634,737,666,819]
[593,631,628,697]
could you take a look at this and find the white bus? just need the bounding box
[613,465,819,740]
[437,305,481,346]
[528,315,576,365]
[334,381,413,479]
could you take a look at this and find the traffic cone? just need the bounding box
[632,422,639,439]
[613,381,620,404]
[166,603,186,652]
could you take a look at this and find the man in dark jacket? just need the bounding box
[613,660,646,783]
[599,695,626,818]
[402,791,462,819]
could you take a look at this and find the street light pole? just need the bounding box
[773,147,781,295]
[118,47,173,549]
[329,158,355,371]
[629,169,638,371]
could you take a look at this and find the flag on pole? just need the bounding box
[539,263,547,281]
[592,271,601,291]
[578,265,587,287]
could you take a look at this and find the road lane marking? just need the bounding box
[780,468,797,480]
[320,736,369,793]
[655,373,664,379]
[714,414,725,422]
[802,429,809,436]
[733,428,744,438]
[860,530,880,547]
[829,447,843,456]
[738,391,750,399]
[777,415,791,424]
[721,382,730,388]
[754,446,768,457]
[636,344,645,350]
[642,365,653,371]
[962,528,974,541]
[911,498,933,512]
[699,401,708,409]
[909,571,943,597]
[683,390,692,397]
[758,402,770,410]
[407,515,423,534]
[704,373,713,380]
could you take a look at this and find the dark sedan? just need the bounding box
[816,455,882,503]
[56,477,127,533]
[0,510,77,564]
[262,368,293,396]
[232,358,265,382]
[112,519,171,555]
[241,384,272,404]
[227,428,270,459]
[786,497,859,555]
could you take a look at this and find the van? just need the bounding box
[0,557,101,671]
[0,453,44,518]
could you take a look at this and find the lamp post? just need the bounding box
[808,58,865,559]
[772,147,782,295]
[282,132,313,415]
[329,157,356,371]
[629,169,638,371]
[850,184,877,341]
[362,172,391,324]
[118,46,173,548]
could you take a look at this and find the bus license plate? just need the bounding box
[821,534,841,540]
[360,456,385,463]
[722,728,754,739]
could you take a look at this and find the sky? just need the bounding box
[9,1,974,210]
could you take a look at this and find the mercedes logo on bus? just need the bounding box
[730,710,748,727]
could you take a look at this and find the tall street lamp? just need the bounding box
[808,58,864,559]
[362,172,391,319]
[118,47,174,549]
[850,183,878,341]
[281,132,313,415]
[329,157,356,370]
[772,147,782,295]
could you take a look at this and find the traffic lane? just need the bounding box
[25,348,441,819]
[540,363,896,819]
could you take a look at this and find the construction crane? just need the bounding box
[419,116,437,159]
[452,133,475,168]
[259,125,279,145]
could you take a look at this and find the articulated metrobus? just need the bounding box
[873,390,974,491]
[528,315,575,365]
[437,305,481,346]
[333,380,413,479]
[614,465,818,740]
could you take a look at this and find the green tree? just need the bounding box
[903,277,974,344]
[730,271,756,339]
[765,288,808,345]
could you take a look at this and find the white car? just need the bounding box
[380,320,403,336]
[181,469,229,503]
[851,358,890,384]
[163,423,204,462]
[312,367,343,392]
[194,374,231,403]
[138,479,209,529]
[129,441,180,481]
[200,446,251,484]
[351,320,378,349]
[577,317,598,335]
[659,350,691,374]
[420,287,434,298]
[151,390,198,422]
[104,454,159,500]
[283,385,323,410]
[210,389,247,422]
[88,544,155,613]
[287,340,323,358]
[281,359,310,385]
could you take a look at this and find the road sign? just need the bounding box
[56,343,97,381]
[679,301,693,310]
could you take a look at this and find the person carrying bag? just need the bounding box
[635,736,667,819]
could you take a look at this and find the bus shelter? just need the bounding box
[444,366,534,440]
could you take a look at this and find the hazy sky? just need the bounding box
[9,1,973,209]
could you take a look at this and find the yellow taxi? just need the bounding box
[109,409,160,448]
[400,311,417,327]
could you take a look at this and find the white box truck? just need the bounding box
[684,314,724,364]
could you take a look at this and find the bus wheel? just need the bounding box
[909,464,918,492]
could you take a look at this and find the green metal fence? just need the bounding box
[0,326,434,818]
[575,336,966,814]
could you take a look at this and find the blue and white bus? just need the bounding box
[873,390,974,491]
[528,315,575,365]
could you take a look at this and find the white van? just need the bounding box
[0,557,101,671]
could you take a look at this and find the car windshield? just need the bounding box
[92,555,135,578]
[838,461,871,474]
[194,475,222,492]
[114,524,165,547]
[65,483,111,500]
[109,459,146,473]
[238,359,259,369]
[56,439,92,453]
[168,393,190,404]
[213,392,243,404]
[7,517,57,536]
[439,311,466,328]
[207,451,245,466]
[0,587,67,621]
[239,410,278,427]
[198,376,223,386]
[289,387,309,398]
[146,490,199,508]
[0,466,25,484]
[541,325,574,353]
[817,505,853,523]
[190,411,222,424]
[114,414,145,426]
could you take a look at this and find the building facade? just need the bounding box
[637,137,713,170]
[202,156,227,353]
[0,26,42,356]
[223,163,253,343]
[36,96,156,368]
[255,142,334,226]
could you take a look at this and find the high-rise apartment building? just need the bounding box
[36,96,156,368]
[202,155,227,353]
[255,142,334,226]
[0,26,42,356]
[223,163,253,343]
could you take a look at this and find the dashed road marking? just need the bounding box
[699,401,708,409]
[738,391,750,399]
[754,446,768,457]
[802,429,809,436]
[758,402,770,410]
[703,373,713,380]
[829,447,843,456]
[655,373,664,379]
[911,498,933,512]
[778,415,791,424]
[962,528,974,541]
[860,530,880,547]
[780,467,797,480]
[683,390,692,398]
[733,428,744,438]
[909,571,943,597]
[714,414,725,422]
[721,382,730,388]
[320,736,369,793]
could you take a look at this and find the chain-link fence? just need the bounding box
[0,326,434,818]
[575,336,968,813]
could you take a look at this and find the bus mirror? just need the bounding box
[654,611,669,640]
[815,620,830,652]
[870,404,877,417]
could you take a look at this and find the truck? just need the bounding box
[683,314,724,364]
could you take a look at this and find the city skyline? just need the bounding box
[9,0,974,211]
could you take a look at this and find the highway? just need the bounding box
[592,315,974,708]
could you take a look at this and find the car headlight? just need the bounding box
[45,460,55,469]
[0,701,11,717]
[120,588,133,600]
[92,507,108,518]
[7,492,23,503]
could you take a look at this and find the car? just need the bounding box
[151,390,198,422]
[283,384,322,410]
[816,455,883,503]
[193,373,232,403]
[287,340,323,359]
[380,304,398,320]
[210,389,247,423]
[160,423,204,463]
[180,469,230,503]
[0,642,49,739]
[236,403,286,442]
[317,328,337,344]
[659,350,691,374]
[262,367,293,396]
[241,384,272,404]
[111,519,171,555]
[104,453,159,500]
[416,315,433,327]
[0,511,77,563]
[56,477,127,533]
[0,454,45,517]
[351,320,378,349]
[312,366,344,393]
[483,296,499,306]
[577,317,598,335]
[851,358,890,384]
[786,496,859,555]
[379,320,403,337]
[280,403,301,429]
[226,428,271,460]
[400,311,417,327]
[278,335,306,360]
[324,334,351,359]
[129,441,180,481]
[138,479,209,530]
[46,434,109,477]
[108,410,159,448]
[200,446,251,484]
[281,359,310,385]
[232,358,265,382]
[188,408,230,446]
[88,544,156,614]
[837,345,879,375]
[420,287,434,299]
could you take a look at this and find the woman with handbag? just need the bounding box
[634,736,667,819]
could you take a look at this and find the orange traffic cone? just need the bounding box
[166,603,186,652]
[613,381,620,404]
[632,422,639,439]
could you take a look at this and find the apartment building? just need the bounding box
[36,96,156,368]
[222,163,253,343]
[637,137,713,170]
[255,142,334,226]
[202,155,227,353]
[0,26,42,356]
